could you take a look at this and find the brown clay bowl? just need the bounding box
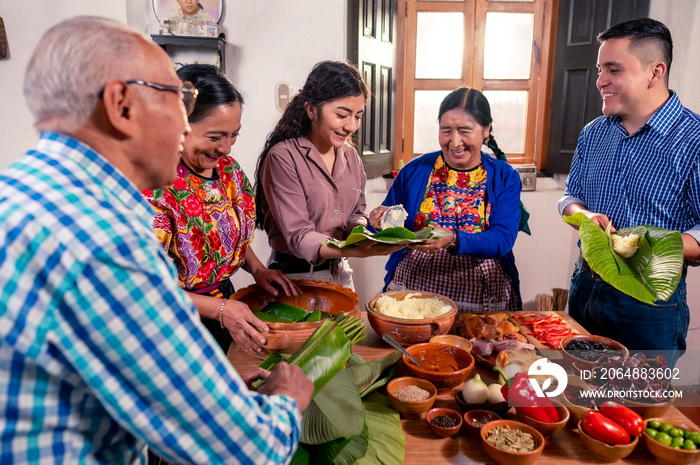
[642,418,700,465]
[515,399,570,437]
[429,334,472,353]
[231,279,360,357]
[454,391,512,416]
[556,375,597,424]
[386,376,437,419]
[480,419,545,465]
[366,290,457,346]
[463,409,502,437]
[560,334,629,372]
[425,407,463,438]
[620,392,674,419]
[402,342,474,394]
[578,419,639,462]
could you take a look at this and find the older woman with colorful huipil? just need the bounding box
[143,64,298,354]
[370,87,524,312]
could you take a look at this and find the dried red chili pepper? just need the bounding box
[492,367,559,423]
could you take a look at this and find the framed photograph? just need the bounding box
[153,0,223,25]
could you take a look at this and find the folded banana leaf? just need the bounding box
[323,225,451,249]
[564,213,684,304]
[258,302,310,322]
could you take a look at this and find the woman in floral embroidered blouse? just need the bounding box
[370,87,523,312]
[143,64,299,353]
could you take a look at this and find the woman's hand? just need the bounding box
[408,227,455,254]
[252,267,302,297]
[368,206,389,229]
[221,299,269,353]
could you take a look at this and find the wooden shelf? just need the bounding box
[151,34,226,70]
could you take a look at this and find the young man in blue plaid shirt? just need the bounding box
[0,16,312,464]
[559,18,700,361]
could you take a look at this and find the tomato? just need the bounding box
[688,431,700,445]
[599,401,644,437]
[582,412,631,445]
[645,428,658,439]
[648,419,661,430]
[659,423,673,433]
[684,439,698,451]
[655,432,672,446]
[671,437,685,448]
[668,427,683,438]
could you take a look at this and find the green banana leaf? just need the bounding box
[258,301,310,322]
[354,392,405,465]
[287,320,353,397]
[564,213,684,304]
[301,367,365,444]
[346,352,401,397]
[323,225,451,249]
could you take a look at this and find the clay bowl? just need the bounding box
[455,391,512,416]
[366,290,458,346]
[463,409,502,437]
[642,418,700,465]
[426,407,463,438]
[560,334,629,372]
[231,279,360,357]
[556,375,597,424]
[515,399,570,437]
[386,376,437,419]
[480,419,545,465]
[578,419,639,462]
[402,342,474,394]
[429,334,473,353]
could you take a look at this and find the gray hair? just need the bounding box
[24,16,148,129]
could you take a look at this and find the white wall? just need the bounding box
[0,1,699,358]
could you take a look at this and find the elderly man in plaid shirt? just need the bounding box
[0,16,312,464]
[559,18,700,363]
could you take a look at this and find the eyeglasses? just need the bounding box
[126,80,198,116]
[98,80,199,116]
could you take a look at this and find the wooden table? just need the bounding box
[227,312,696,464]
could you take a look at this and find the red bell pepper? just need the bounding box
[581,411,631,445]
[599,401,643,437]
[492,367,559,423]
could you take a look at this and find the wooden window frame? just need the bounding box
[395,0,556,170]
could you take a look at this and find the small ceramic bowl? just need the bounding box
[455,391,511,416]
[366,290,458,346]
[463,409,502,437]
[515,399,570,437]
[560,334,629,372]
[429,334,472,353]
[386,376,437,419]
[402,342,475,394]
[480,419,545,465]
[425,407,463,438]
[556,375,597,424]
[578,420,639,462]
[642,418,700,465]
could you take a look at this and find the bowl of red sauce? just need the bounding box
[402,342,475,394]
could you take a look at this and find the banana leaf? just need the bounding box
[354,392,405,465]
[301,367,365,444]
[323,225,451,249]
[258,301,310,322]
[564,213,684,304]
[346,352,401,397]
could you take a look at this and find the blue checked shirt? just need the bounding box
[559,92,700,245]
[0,133,301,464]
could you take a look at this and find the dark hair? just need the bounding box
[254,60,369,228]
[597,18,673,80]
[438,87,507,162]
[176,64,244,123]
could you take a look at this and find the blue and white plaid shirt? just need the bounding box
[0,132,301,464]
[559,91,700,244]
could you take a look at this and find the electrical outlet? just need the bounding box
[515,164,537,191]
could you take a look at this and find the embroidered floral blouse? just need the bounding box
[143,157,255,291]
[415,154,491,232]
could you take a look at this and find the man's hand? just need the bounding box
[257,362,314,412]
[562,203,616,232]
[368,206,389,229]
